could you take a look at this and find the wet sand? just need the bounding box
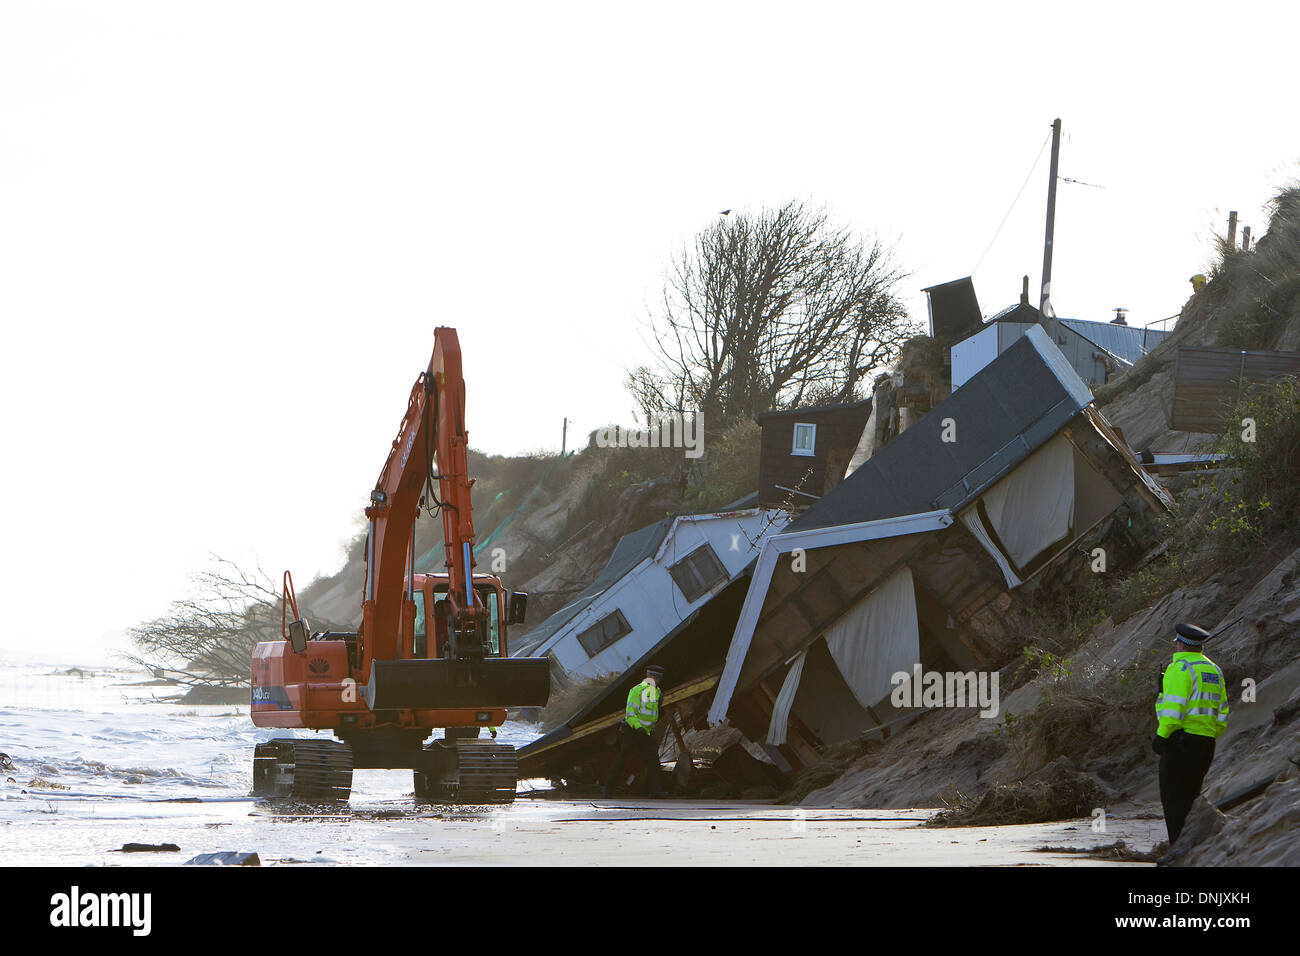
[1,791,1163,866]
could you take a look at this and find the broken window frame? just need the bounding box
[668,543,729,603]
[575,608,633,658]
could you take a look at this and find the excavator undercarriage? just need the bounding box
[253,739,354,803]
[253,731,521,804]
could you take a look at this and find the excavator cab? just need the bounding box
[411,574,504,659]
[360,570,546,711]
[431,581,500,656]
[416,574,501,658]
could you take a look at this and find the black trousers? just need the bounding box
[1158,731,1216,843]
[605,724,665,795]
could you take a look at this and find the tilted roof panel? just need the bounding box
[785,327,1091,533]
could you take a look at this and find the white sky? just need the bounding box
[2,1,1297,662]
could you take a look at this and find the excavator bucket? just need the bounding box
[361,657,551,711]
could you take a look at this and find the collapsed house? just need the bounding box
[515,416,865,788]
[705,326,1172,771]
[515,504,788,682]
[518,325,1172,792]
[516,569,755,788]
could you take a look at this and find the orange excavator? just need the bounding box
[250,327,550,802]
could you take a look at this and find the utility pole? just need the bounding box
[1227,211,1238,250]
[1242,225,1251,252]
[1040,117,1062,315]
[560,416,568,457]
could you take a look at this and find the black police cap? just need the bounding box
[1175,622,1211,645]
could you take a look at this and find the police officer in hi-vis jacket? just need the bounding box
[603,665,667,798]
[1152,623,1230,843]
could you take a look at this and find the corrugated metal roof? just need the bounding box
[982,303,1169,367]
[1060,319,1169,365]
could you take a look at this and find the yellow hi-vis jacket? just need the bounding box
[625,680,661,733]
[1156,651,1229,739]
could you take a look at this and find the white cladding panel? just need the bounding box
[950,324,999,391]
[550,510,787,679]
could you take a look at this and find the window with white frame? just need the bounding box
[668,544,728,603]
[791,422,816,456]
[575,609,632,657]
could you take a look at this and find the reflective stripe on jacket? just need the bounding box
[625,680,661,733]
[1156,651,1229,739]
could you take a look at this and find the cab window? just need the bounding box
[430,582,501,656]
[412,589,427,657]
[476,584,501,656]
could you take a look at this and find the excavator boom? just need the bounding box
[357,327,548,709]
[361,328,478,674]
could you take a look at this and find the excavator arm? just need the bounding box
[360,327,480,672]
[356,327,548,710]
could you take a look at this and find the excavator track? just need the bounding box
[454,740,518,802]
[253,738,353,802]
[414,740,518,804]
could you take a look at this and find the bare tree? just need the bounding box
[629,201,916,426]
[128,557,317,689]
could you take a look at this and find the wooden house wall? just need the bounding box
[758,404,872,508]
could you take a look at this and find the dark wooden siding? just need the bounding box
[757,402,872,509]
[1171,347,1300,433]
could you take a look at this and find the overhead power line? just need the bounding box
[971,131,1052,275]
